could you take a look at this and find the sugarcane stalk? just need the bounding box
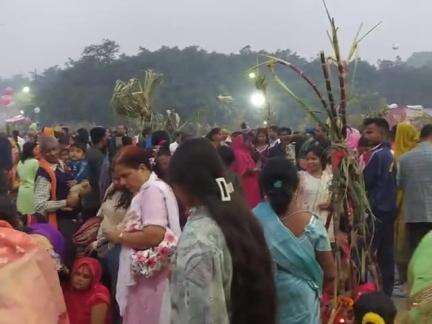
[262,55,331,115]
[319,51,342,141]
[272,73,325,127]
[331,27,348,132]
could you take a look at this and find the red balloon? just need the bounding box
[0,95,13,106]
[3,87,14,95]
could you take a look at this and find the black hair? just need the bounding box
[90,126,107,145]
[75,128,89,145]
[154,147,171,180]
[420,124,432,139]
[169,138,276,324]
[0,134,12,171]
[354,292,396,324]
[20,141,37,163]
[104,186,133,210]
[260,157,299,215]
[70,142,87,153]
[0,195,19,228]
[363,117,390,134]
[278,127,292,135]
[122,136,133,146]
[303,141,327,169]
[269,125,279,132]
[206,127,221,141]
[12,130,19,139]
[217,145,235,167]
[151,130,170,148]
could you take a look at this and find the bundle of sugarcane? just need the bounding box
[111,69,163,129]
[250,1,381,321]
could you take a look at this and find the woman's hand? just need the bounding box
[104,228,123,244]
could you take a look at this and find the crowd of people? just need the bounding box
[0,118,431,323]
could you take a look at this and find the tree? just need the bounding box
[25,43,432,129]
[81,39,120,64]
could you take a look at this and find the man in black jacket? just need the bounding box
[268,127,296,163]
[87,127,109,203]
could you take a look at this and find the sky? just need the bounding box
[0,0,431,77]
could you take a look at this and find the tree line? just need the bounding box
[3,39,432,130]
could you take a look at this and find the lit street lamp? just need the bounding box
[250,91,266,107]
[22,86,30,94]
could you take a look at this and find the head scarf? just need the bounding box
[29,223,66,262]
[71,257,103,287]
[63,257,110,324]
[394,122,419,160]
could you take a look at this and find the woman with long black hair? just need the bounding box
[254,157,336,323]
[169,138,276,324]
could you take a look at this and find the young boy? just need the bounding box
[362,117,397,296]
[68,143,89,184]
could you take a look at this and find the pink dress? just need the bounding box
[116,173,181,324]
[0,221,68,324]
[231,135,261,208]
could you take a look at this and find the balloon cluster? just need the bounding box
[0,87,14,106]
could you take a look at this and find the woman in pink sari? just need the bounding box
[231,133,261,208]
[104,146,181,324]
[0,195,68,323]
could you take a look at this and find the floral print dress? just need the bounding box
[171,207,233,324]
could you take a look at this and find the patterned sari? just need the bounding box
[253,202,331,324]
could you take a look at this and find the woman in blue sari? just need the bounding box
[253,157,336,324]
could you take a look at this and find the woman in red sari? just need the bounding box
[63,257,110,324]
[231,133,261,208]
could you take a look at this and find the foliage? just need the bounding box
[2,40,432,131]
[111,70,163,128]
[406,51,432,68]
[251,1,379,317]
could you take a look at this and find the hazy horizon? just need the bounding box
[1,0,430,78]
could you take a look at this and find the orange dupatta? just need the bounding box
[38,159,59,228]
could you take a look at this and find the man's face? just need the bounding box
[363,124,383,146]
[279,131,291,145]
[42,145,59,164]
[116,125,126,137]
[268,129,278,141]
[314,126,326,140]
[100,134,109,149]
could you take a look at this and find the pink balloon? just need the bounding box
[0,95,13,106]
[3,87,14,95]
